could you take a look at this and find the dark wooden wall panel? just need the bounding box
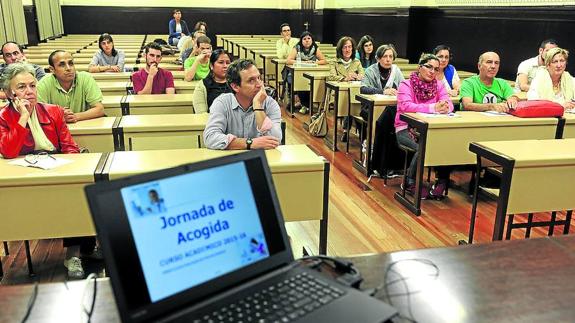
[23,5,39,46]
[55,5,575,80]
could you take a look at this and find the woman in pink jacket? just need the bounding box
[396,53,453,199]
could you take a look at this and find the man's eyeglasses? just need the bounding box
[24,152,56,165]
[282,29,291,33]
[421,64,440,72]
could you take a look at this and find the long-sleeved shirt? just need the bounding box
[276,38,298,59]
[395,79,454,132]
[360,63,404,94]
[203,93,282,150]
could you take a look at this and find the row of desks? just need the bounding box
[0,145,330,255]
[96,79,197,96]
[101,93,195,116]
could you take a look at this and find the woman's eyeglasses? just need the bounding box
[421,64,440,72]
[24,152,56,165]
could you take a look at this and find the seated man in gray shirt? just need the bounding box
[0,41,46,99]
[204,58,282,150]
[88,33,126,72]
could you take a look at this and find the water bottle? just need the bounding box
[296,55,301,67]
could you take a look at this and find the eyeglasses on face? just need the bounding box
[421,64,440,72]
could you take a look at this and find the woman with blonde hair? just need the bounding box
[527,47,574,109]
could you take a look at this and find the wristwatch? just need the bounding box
[246,138,253,150]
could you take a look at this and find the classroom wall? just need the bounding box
[60,0,301,9]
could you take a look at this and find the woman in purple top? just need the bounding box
[396,53,453,199]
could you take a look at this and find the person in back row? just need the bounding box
[432,44,460,96]
[515,39,558,92]
[37,50,104,123]
[328,36,365,142]
[203,59,282,150]
[286,31,327,113]
[527,47,574,109]
[184,36,212,82]
[168,9,190,46]
[88,33,125,73]
[460,51,518,112]
[192,49,233,113]
[356,35,376,69]
[132,42,175,95]
[0,41,46,99]
[276,23,298,59]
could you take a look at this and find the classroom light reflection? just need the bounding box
[388,258,467,323]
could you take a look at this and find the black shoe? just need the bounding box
[341,132,348,142]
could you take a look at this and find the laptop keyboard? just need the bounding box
[193,271,346,323]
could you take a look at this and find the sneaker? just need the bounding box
[81,246,104,261]
[385,170,402,179]
[401,182,429,200]
[64,256,85,279]
[299,106,308,114]
[429,180,448,200]
[341,131,348,143]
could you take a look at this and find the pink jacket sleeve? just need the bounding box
[436,82,455,113]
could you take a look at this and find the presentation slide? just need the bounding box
[120,162,270,302]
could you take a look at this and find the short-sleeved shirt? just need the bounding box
[460,75,514,108]
[0,63,46,81]
[515,56,540,91]
[89,49,126,71]
[183,56,210,80]
[203,93,282,150]
[37,72,103,113]
[131,68,175,94]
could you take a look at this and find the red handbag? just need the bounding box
[510,100,564,118]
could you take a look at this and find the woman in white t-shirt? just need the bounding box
[433,45,461,96]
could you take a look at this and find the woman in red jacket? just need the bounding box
[0,63,95,280]
[0,63,79,158]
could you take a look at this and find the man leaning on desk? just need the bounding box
[203,58,282,150]
[37,50,105,123]
[460,51,519,112]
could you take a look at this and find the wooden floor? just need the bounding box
[1,102,572,285]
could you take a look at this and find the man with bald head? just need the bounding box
[460,51,518,112]
[37,50,104,123]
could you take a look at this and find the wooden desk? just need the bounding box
[173,80,198,94]
[68,117,120,153]
[4,236,575,322]
[122,94,194,115]
[102,145,330,253]
[468,139,575,242]
[117,114,208,151]
[395,112,561,216]
[96,81,131,97]
[562,112,575,138]
[0,153,107,241]
[90,72,132,82]
[302,72,331,115]
[102,95,126,117]
[285,64,330,117]
[324,81,362,152]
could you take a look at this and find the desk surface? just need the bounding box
[356,93,460,106]
[403,111,559,129]
[124,94,195,106]
[0,153,103,186]
[68,117,117,135]
[119,114,209,131]
[104,145,325,178]
[473,138,575,167]
[2,236,575,322]
[102,95,124,108]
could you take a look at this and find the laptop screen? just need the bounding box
[120,161,270,302]
[86,151,293,322]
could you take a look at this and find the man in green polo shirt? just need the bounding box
[460,51,519,112]
[37,50,104,123]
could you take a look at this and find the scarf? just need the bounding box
[339,58,352,69]
[26,104,56,152]
[296,43,317,61]
[410,72,438,101]
[535,68,574,102]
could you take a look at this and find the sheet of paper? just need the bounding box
[416,112,461,118]
[8,156,72,170]
[480,111,510,117]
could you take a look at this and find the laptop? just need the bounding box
[85,150,397,323]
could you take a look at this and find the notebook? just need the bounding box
[85,150,397,322]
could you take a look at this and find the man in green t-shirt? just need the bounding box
[37,50,104,123]
[184,35,212,82]
[460,51,518,113]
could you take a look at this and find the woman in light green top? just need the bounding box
[184,35,212,81]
